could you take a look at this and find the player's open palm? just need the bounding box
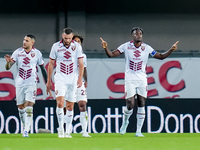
[171,41,179,51]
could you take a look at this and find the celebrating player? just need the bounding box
[100,27,179,137]
[4,34,47,137]
[46,28,84,138]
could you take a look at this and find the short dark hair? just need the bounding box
[63,27,73,34]
[131,27,144,34]
[73,34,84,43]
[26,34,36,42]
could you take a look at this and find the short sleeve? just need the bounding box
[147,45,157,57]
[83,54,87,68]
[11,49,18,62]
[49,44,57,59]
[117,43,126,53]
[37,51,44,65]
[77,44,83,58]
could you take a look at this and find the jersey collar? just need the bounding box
[23,47,35,54]
[130,41,144,48]
[59,39,75,49]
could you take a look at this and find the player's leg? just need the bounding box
[120,81,136,135]
[65,84,76,138]
[16,87,26,130]
[135,86,147,137]
[78,101,90,137]
[120,96,135,135]
[55,82,66,138]
[63,100,67,123]
[24,101,34,137]
[77,83,90,137]
[23,85,36,137]
[65,100,74,138]
[56,96,65,138]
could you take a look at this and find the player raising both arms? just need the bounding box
[100,27,179,137]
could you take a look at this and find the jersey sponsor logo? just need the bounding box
[71,46,76,51]
[31,53,35,58]
[127,46,136,50]
[58,48,66,52]
[64,51,71,59]
[18,54,26,57]
[134,50,141,58]
[23,57,30,65]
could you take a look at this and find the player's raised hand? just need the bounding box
[100,37,108,49]
[4,54,13,62]
[171,41,179,51]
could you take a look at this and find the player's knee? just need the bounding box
[26,107,33,117]
[126,98,134,110]
[78,101,87,112]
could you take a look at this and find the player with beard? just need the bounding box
[4,34,47,137]
[46,28,84,138]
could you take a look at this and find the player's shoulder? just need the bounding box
[33,47,42,54]
[15,47,23,52]
[53,41,62,47]
[141,42,150,47]
[118,41,131,48]
[141,42,153,50]
[12,47,23,55]
[82,53,86,57]
[33,47,40,52]
[72,40,81,48]
[123,41,131,45]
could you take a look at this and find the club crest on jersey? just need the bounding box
[141,45,145,51]
[71,46,76,51]
[31,53,35,58]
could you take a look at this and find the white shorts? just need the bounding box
[55,81,76,102]
[64,82,87,107]
[76,82,87,102]
[125,80,148,99]
[16,84,37,105]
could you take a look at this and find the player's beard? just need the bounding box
[23,44,31,51]
[63,39,71,47]
[135,40,142,43]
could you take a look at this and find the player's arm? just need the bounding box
[154,41,179,60]
[100,37,121,58]
[78,58,84,88]
[46,59,55,95]
[4,54,15,70]
[39,65,47,83]
[83,67,88,88]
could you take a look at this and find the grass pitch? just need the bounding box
[0,133,200,150]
